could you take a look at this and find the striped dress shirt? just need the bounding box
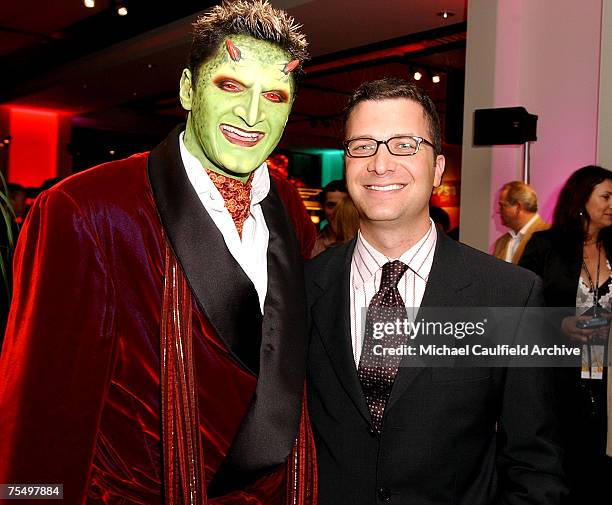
[350,221,437,366]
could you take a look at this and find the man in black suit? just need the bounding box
[306,78,566,504]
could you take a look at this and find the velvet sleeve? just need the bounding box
[0,188,117,504]
[270,174,316,260]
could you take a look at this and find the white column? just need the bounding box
[599,1,612,168]
[460,0,605,251]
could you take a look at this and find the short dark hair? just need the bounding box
[319,179,347,205]
[189,0,309,85]
[552,165,612,242]
[343,78,442,157]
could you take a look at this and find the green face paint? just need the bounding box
[181,34,295,182]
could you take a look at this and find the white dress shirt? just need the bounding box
[350,221,437,366]
[179,132,269,313]
[504,213,540,262]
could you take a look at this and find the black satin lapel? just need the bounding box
[212,180,308,486]
[387,230,472,410]
[311,240,372,424]
[147,125,262,375]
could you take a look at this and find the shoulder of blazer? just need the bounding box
[305,239,355,292]
[520,227,583,275]
[453,237,538,285]
[493,232,510,254]
[494,232,511,246]
[429,231,538,306]
[531,216,550,232]
[526,228,557,250]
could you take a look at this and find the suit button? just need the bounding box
[377,487,391,502]
[367,424,378,437]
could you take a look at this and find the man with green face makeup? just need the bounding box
[180,33,296,180]
[0,1,317,503]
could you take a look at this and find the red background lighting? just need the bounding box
[8,107,60,187]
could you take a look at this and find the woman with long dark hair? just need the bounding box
[520,165,612,503]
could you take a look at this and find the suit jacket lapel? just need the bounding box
[147,125,262,375]
[218,181,308,477]
[148,127,307,478]
[387,230,472,411]
[311,232,474,421]
[311,239,372,423]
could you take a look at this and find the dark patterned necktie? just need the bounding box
[358,260,409,432]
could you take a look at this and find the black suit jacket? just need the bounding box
[306,230,566,505]
[518,229,610,479]
[519,228,612,307]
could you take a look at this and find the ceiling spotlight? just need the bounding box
[116,2,128,16]
[432,74,441,84]
[83,0,95,7]
[413,71,423,81]
[437,10,455,19]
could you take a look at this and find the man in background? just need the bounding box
[312,179,347,256]
[494,180,549,263]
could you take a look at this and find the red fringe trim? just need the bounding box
[161,242,206,504]
[287,385,318,505]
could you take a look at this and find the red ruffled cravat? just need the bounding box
[206,169,253,237]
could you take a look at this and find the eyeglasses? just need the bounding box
[343,135,435,158]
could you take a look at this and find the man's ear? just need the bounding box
[433,154,446,187]
[179,68,193,111]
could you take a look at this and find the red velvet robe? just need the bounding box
[0,129,316,504]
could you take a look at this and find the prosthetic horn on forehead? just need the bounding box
[224,38,300,76]
[283,59,300,75]
[225,39,242,62]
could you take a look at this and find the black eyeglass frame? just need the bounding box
[343,135,435,158]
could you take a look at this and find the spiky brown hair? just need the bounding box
[189,0,309,83]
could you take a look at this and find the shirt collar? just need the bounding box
[178,131,270,207]
[352,219,437,289]
[509,213,539,239]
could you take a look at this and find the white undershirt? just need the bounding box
[504,213,540,263]
[179,132,269,313]
[349,221,437,366]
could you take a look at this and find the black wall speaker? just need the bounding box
[473,107,537,145]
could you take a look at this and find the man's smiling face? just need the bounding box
[179,34,294,180]
[344,98,445,230]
